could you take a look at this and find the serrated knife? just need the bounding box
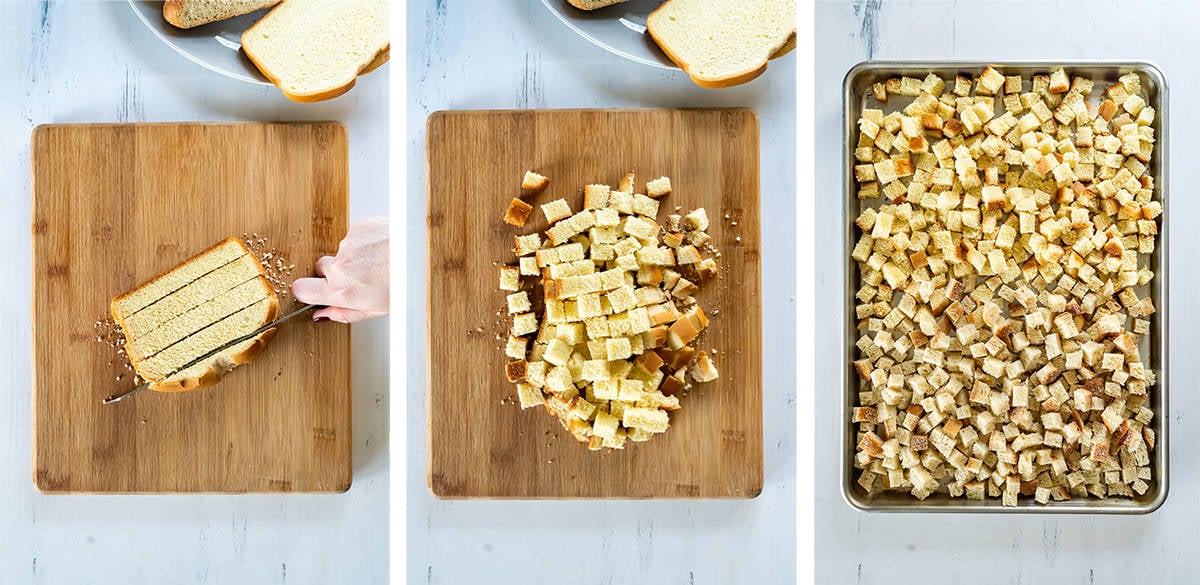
[102,303,324,405]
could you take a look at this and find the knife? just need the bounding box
[102,303,325,405]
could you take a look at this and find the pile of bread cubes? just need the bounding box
[851,66,1162,506]
[499,171,720,451]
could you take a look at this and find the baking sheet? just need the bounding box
[841,62,1168,513]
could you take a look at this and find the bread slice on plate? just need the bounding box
[162,0,280,29]
[567,0,629,9]
[646,0,797,88]
[241,0,390,103]
[111,237,279,393]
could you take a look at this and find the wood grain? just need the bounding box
[426,109,762,498]
[31,122,352,494]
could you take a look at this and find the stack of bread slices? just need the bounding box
[567,0,796,88]
[163,0,389,103]
[111,237,278,392]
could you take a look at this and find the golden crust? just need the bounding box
[646,2,794,89]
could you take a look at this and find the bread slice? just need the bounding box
[111,237,278,393]
[120,253,265,341]
[138,297,278,391]
[162,0,279,29]
[646,0,796,88]
[567,0,628,9]
[125,276,274,363]
[241,0,390,103]
[111,238,247,318]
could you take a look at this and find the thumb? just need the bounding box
[292,277,344,307]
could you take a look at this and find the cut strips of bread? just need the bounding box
[567,0,629,9]
[125,276,274,363]
[119,253,265,341]
[112,237,278,393]
[137,296,279,390]
[111,238,248,318]
[646,0,797,88]
[241,0,390,103]
[163,0,279,29]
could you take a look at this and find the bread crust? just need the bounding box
[646,2,794,89]
[162,0,280,29]
[150,293,279,393]
[110,237,279,393]
[241,2,390,103]
[110,237,250,325]
[162,0,187,28]
[567,0,628,10]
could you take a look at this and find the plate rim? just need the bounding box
[538,0,680,71]
[125,0,272,86]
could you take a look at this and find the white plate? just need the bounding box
[126,0,273,85]
[539,0,678,70]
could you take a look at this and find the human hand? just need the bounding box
[292,216,389,323]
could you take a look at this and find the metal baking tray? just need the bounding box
[841,61,1169,513]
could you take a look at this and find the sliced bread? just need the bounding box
[111,238,247,318]
[125,276,274,363]
[646,0,796,88]
[567,0,629,9]
[241,0,390,103]
[163,0,280,29]
[112,237,279,393]
[138,297,278,391]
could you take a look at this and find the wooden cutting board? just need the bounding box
[31,122,351,494]
[426,109,763,498]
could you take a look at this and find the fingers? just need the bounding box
[312,306,385,324]
[292,276,344,307]
[314,255,337,277]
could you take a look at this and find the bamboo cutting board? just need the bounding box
[426,109,763,498]
[31,122,351,494]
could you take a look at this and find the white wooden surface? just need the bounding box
[406,1,796,583]
[815,1,1198,582]
[0,2,389,583]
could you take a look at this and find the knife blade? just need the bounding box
[102,303,324,405]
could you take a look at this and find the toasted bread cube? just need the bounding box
[632,193,660,218]
[606,337,633,360]
[623,407,669,433]
[581,359,612,382]
[623,216,658,240]
[592,410,619,439]
[977,66,1005,94]
[522,170,549,192]
[676,245,702,265]
[505,335,528,360]
[667,317,699,349]
[503,198,534,227]
[595,207,621,227]
[608,190,634,214]
[506,291,532,314]
[541,198,572,224]
[514,233,541,256]
[519,256,539,276]
[618,172,636,193]
[544,366,574,394]
[617,379,645,402]
[689,351,719,383]
[646,176,672,199]
[685,208,709,231]
[505,360,528,383]
[498,263,527,294]
[543,338,572,366]
[584,184,610,209]
[516,383,544,408]
[1048,68,1070,94]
